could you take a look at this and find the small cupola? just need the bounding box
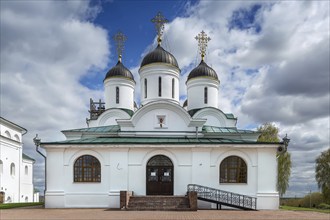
[104,31,135,111]
[140,45,179,69]
[139,12,180,106]
[104,60,135,82]
[187,60,218,82]
[186,31,220,111]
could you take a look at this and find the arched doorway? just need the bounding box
[146,155,173,195]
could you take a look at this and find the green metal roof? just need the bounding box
[120,108,134,116]
[188,108,237,120]
[62,125,120,133]
[202,126,258,134]
[224,113,235,119]
[22,153,35,162]
[188,108,201,117]
[41,136,276,145]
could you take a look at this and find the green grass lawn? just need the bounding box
[280,205,330,214]
[0,202,43,209]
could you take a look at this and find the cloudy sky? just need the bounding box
[1,0,329,197]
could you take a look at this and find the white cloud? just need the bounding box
[1,0,109,192]
[161,0,329,196]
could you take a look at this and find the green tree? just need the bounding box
[315,149,330,204]
[257,122,292,197]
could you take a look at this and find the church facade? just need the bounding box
[0,117,38,203]
[41,14,284,210]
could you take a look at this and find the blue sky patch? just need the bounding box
[92,0,191,69]
[228,4,262,33]
[245,68,259,76]
[80,67,105,90]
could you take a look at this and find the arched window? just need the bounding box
[6,196,11,203]
[172,78,175,98]
[74,155,101,182]
[5,131,11,139]
[10,163,15,176]
[14,134,20,142]
[0,160,3,174]
[144,78,147,98]
[220,156,247,183]
[116,87,119,104]
[25,166,28,175]
[158,77,162,97]
[204,87,208,104]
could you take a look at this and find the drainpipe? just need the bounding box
[33,134,46,204]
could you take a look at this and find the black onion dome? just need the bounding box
[140,45,179,68]
[187,60,218,81]
[104,61,135,82]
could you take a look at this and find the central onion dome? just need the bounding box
[187,60,218,81]
[104,60,135,82]
[140,45,179,69]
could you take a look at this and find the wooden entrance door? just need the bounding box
[146,155,173,195]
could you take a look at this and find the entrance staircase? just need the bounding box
[127,195,191,211]
[187,184,257,210]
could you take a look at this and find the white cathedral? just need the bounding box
[40,13,285,210]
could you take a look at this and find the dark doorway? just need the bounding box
[146,155,173,195]
[0,192,4,204]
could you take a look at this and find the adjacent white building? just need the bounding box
[0,117,38,203]
[41,18,285,210]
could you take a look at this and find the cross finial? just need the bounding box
[151,12,168,45]
[113,31,127,62]
[195,31,211,61]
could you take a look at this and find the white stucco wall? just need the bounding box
[20,160,34,202]
[193,108,237,127]
[104,78,135,111]
[0,118,35,203]
[86,108,131,128]
[132,108,192,132]
[0,138,21,203]
[139,64,180,105]
[186,78,219,111]
[43,144,279,210]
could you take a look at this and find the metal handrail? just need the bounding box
[187,184,257,210]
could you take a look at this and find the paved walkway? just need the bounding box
[0,208,329,220]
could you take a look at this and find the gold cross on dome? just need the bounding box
[195,31,211,61]
[151,12,168,45]
[113,31,127,62]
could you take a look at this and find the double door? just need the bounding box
[146,166,173,195]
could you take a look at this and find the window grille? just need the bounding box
[74,155,101,182]
[220,156,247,183]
